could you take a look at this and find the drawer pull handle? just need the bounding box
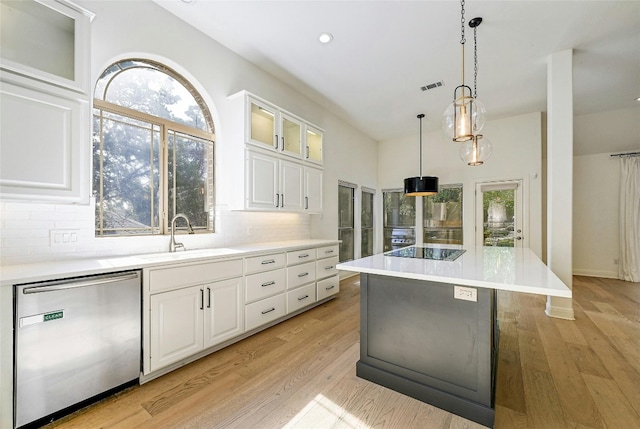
[298,295,309,301]
[298,272,309,278]
[261,281,276,287]
[298,254,309,259]
[325,266,334,270]
[261,259,276,265]
[261,307,276,315]
[325,285,335,291]
[325,250,334,254]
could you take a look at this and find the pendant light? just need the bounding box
[404,114,438,196]
[459,17,493,166]
[442,0,486,142]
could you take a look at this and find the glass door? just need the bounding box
[476,180,524,247]
[361,189,374,257]
[338,184,355,262]
[382,190,416,251]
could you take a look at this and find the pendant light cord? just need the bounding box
[473,26,478,98]
[418,114,425,177]
[460,0,466,87]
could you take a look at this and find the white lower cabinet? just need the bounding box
[145,243,339,377]
[287,283,316,313]
[245,293,286,331]
[204,277,244,348]
[149,285,204,373]
[149,277,243,373]
[317,275,340,300]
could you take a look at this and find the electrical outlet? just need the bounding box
[50,229,80,247]
[454,285,477,302]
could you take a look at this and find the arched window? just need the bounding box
[93,59,215,236]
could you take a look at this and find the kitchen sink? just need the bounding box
[134,248,242,262]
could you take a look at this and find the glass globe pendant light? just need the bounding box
[459,16,493,166]
[460,134,492,166]
[404,114,438,196]
[442,0,486,142]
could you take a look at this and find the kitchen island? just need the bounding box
[336,245,571,428]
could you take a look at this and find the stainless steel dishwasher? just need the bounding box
[14,270,141,428]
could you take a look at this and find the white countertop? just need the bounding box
[336,245,571,298]
[0,239,338,286]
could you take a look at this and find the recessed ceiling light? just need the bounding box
[318,33,333,44]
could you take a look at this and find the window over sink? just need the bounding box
[93,59,215,236]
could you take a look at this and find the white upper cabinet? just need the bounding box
[247,96,304,159]
[0,0,93,204]
[305,125,324,164]
[279,113,303,158]
[227,91,324,213]
[0,0,94,94]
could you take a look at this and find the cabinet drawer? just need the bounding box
[245,293,286,331]
[316,256,339,280]
[287,283,316,313]
[287,261,316,290]
[317,275,340,300]
[245,253,286,274]
[245,268,286,303]
[148,259,243,292]
[286,248,316,265]
[317,245,339,259]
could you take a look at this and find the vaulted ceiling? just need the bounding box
[154,1,640,154]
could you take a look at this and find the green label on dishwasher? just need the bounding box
[43,311,63,322]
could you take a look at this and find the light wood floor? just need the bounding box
[47,275,639,429]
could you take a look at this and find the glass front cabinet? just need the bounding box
[0,0,94,204]
[227,91,324,213]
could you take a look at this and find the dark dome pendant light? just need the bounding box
[404,114,439,196]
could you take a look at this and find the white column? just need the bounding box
[546,49,575,320]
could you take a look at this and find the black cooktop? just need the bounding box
[386,246,466,261]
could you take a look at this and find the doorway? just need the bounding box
[475,180,525,247]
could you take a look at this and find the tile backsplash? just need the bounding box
[0,199,311,265]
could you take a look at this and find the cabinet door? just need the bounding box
[279,113,303,158]
[247,97,277,150]
[305,125,323,164]
[0,0,92,94]
[280,159,304,211]
[149,286,204,372]
[0,81,89,203]
[304,167,323,213]
[246,150,278,209]
[204,278,244,348]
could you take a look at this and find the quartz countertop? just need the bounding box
[0,239,339,286]
[336,245,571,298]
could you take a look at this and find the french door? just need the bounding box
[475,180,525,248]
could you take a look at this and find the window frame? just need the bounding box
[93,82,215,237]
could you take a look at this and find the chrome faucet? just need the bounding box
[169,213,195,252]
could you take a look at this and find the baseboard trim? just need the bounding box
[545,302,575,320]
[573,269,618,279]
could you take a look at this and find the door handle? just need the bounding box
[200,288,204,310]
[281,136,285,150]
[207,287,211,308]
[275,193,279,207]
[275,134,278,150]
[305,196,309,210]
[22,272,139,294]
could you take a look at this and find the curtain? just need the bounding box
[619,155,640,282]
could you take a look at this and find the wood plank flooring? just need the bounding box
[47,275,639,429]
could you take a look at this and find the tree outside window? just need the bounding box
[93,59,215,236]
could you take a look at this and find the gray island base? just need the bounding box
[357,273,497,428]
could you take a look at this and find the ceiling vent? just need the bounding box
[421,81,445,92]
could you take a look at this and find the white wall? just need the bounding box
[573,153,623,278]
[0,0,377,265]
[378,112,544,257]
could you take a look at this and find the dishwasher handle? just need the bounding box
[22,272,140,294]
